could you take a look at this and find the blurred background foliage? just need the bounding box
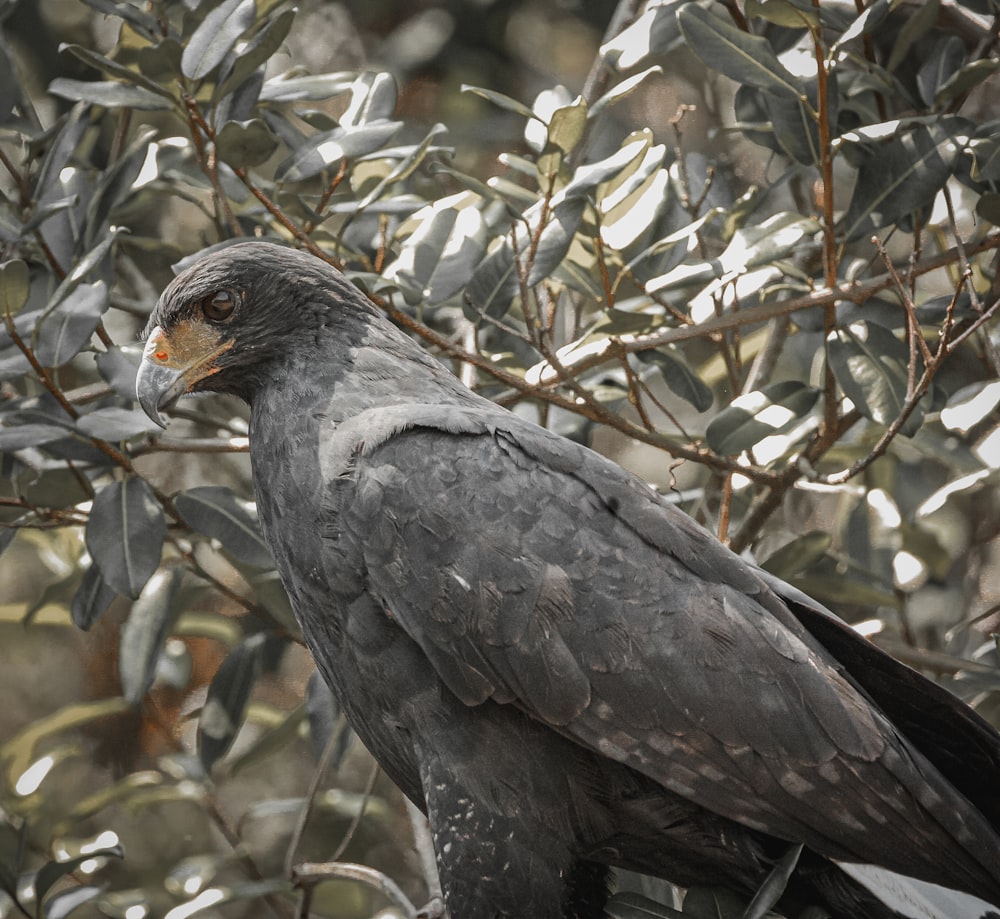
[0,0,999,917]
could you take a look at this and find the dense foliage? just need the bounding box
[1,0,999,916]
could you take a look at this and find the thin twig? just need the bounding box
[812,4,840,441]
[292,862,417,919]
[284,713,348,877]
[328,756,380,863]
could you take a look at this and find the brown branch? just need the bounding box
[812,5,840,441]
[539,234,1000,377]
[183,96,243,238]
[2,314,79,420]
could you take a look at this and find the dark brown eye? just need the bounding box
[202,290,237,322]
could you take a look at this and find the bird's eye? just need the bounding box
[202,290,237,322]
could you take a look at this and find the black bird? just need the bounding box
[137,241,1000,919]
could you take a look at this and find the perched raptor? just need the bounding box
[136,241,1000,919]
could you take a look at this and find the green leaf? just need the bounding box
[841,124,959,242]
[792,556,900,610]
[353,122,449,211]
[136,38,184,82]
[21,467,93,510]
[215,118,279,169]
[589,66,663,118]
[76,406,163,441]
[34,847,124,905]
[119,567,182,704]
[238,566,298,635]
[77,0,160,35]
[276,121,403,182]
[460,84,536,120]
[635,346,713,412]
[198,634,266,771]
[832,0,890,54]
[934,58,1000,109]
[600,3,685,71]
[547,99,588,155]
[44,884,105,919]
[706,380,820,455]
[180,0,255,80]
[95,345,142,399]
[526,197,585,286]
[1,698,131,791]
[916,34,965,107]
[600,165,669,251]
[744,0,818,29]
[0,259,30,318]
[341,71,398,127]
[259,71,355,102]
[70,564,118,631]
[175,485,272,567]
[887,0,940,72]
[59,43,175,100]
[466,236,519,319]
[48,78,173,110]
[34,104,89,204]
[387,195,487,304]
[32,281,108,368]
[83,129,155,248]
[227,704,307,777]
[0,423,68,452]
[86,478,165,599]
[742,843,802,919]
[678,4,804,100]
[563,133,651,199]
[761,532,832,580]
[215,7,296,101]
[827,319,924,435]
[646,212,819,294]
[759,96,814,165]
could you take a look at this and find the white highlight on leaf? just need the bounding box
[867,488,902,529]
[941,380,1000,433]
[893,550,927,591]
[164,888,226,919]
[15,755,54,795]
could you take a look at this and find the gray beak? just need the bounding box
[136,327,187,428]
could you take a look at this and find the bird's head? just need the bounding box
[136,241,374,426]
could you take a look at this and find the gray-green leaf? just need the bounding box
[181,0,255,80]
[86,478,165,598]
[827,319,924,436]
[706,380,820,455]
[175,485,272,567]
[120,567,182,703]
[198,634,267,771]
[48,78,173,111]
[678,4,804,100]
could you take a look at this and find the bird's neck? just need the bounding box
[246,315,483,483]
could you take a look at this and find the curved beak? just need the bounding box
[136,324,232,427]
